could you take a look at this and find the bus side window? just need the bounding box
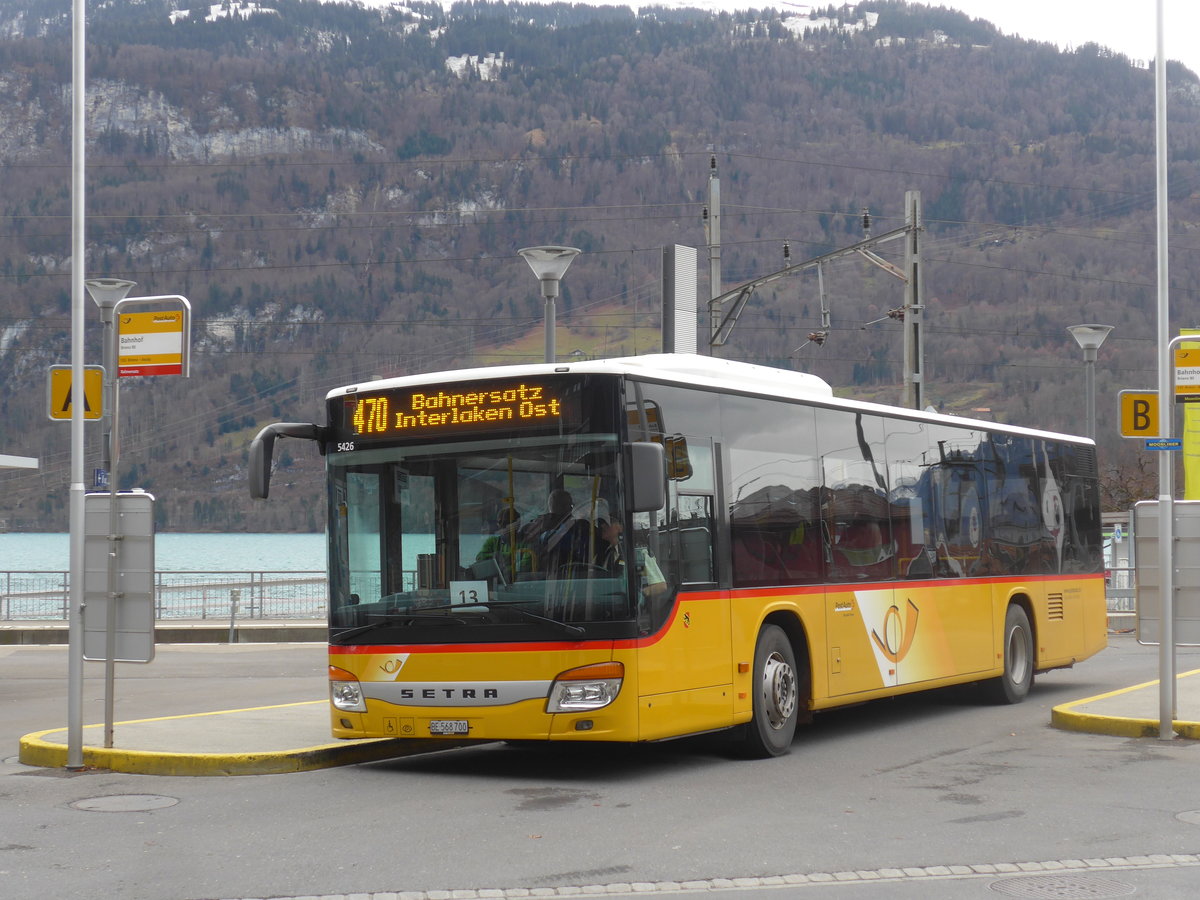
[818,410,894,583]
[673,494,714,584]
[667,438,715,585]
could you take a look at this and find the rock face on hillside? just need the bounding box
[83,80,386,161]
[0,0,1193,529]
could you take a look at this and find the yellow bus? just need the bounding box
[249,353,1106,757]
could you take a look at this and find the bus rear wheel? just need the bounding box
[983,604,1034,704]
[740,624,799,758]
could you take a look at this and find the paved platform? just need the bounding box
[16,667,1200,777]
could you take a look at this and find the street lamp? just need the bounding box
[1067,324,1113,441]
[518,246,580,363]
[85,278,136,482]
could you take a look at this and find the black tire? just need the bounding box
[739,624,799,758]
[983,604,1034,704]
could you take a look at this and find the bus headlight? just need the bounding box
[546,662,624,712]
[329,665,367,712]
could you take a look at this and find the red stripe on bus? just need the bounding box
[329,572,1103,656]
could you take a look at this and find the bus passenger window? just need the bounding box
[819,410,894,583]
[673,494,714,584]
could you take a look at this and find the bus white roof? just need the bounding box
[329,353,1090,446]
[332,353,832,400]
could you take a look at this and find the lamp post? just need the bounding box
[84,278,136,750]
[1067,324,1113,441]
[519,246,580,363]
[84,278,136,483]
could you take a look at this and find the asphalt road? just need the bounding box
[3,635,1199,900]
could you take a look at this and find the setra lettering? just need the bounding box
[395,687,501,701]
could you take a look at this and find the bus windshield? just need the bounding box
[326,432,635,643]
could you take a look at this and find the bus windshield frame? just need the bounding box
[324,373,645,644]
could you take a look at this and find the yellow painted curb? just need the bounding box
[18,701,482,775]
[1051,669,1200,740]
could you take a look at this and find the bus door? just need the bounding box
[626,386,727,738]
[882,424,996,687]
[824,493,900,697]
[821,410,900,697]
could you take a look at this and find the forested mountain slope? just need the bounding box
[1,0,1196,530]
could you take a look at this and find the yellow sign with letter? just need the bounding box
[47,365,103,421]
[1118,390,1158,438]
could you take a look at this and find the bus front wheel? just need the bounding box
[983,604,1034,704]
[740,624,799,758]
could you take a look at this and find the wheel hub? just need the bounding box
[761,652,797,729]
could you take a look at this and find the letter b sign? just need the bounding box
[1119,391,1159,438]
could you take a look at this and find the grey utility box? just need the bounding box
[1134,499,1200,647]
[83,490,156,663]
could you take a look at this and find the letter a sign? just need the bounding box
[47,365,104,421]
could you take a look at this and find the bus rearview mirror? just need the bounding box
[248,422,324,500]
[628,441,666,512]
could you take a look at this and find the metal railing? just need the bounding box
[4,567,1141,622]
[1,571,328,621]
[1106,565,1135,619]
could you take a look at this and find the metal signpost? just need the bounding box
[58,292,190,756]
[96,295,189,748]
[1152,0,1175,742]
[67,0,87,772]
[1131,335,1200,739]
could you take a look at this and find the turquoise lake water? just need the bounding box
[0,532,328,571]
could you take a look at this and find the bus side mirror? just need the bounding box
[248,422,324,500]
[628,441,666,513]
[664,434,693,481]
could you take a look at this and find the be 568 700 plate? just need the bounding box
[429,719,469,735]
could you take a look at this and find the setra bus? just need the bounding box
[248,353,1106,757]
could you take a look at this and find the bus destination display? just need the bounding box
[347,381,568,438]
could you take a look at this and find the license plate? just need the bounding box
[429,719,470,735]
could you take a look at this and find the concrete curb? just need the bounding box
[1051,674,1200,740]
[17,701,482,775]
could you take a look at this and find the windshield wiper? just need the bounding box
[334,612,469,642]
[413,601,586,638]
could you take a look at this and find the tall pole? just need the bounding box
[902,190,924,410]
[543,291,556,364]
[1086,356,1097,440]
[1154,0,1176,740]
[66,0,87,771]
[706,156,722,355]
[103,311,123,748]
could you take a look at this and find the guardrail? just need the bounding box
[1,571,328,621]
[6,568,1138,622]
[1106,566,1135,614]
